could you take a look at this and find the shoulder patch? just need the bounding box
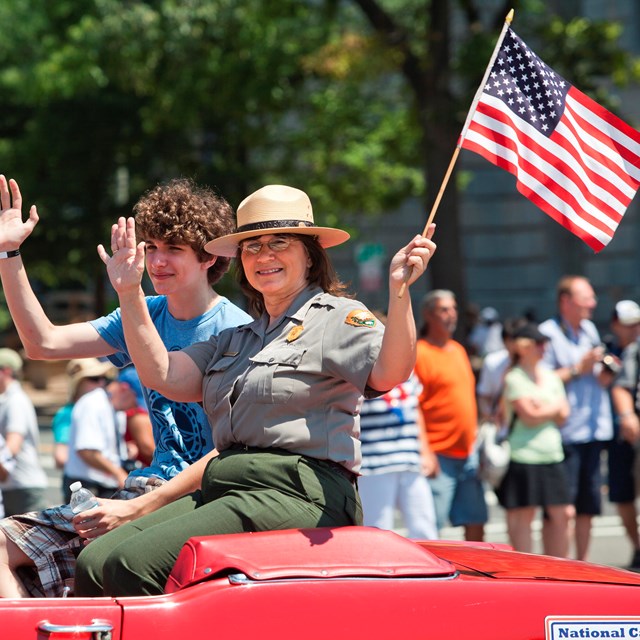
[345,310,377,328]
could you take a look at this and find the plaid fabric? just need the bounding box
[0,475,166,597]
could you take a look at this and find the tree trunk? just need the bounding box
[422,0,468,331]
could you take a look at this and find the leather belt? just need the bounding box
[316,458,359,487]
[226,444,358,486]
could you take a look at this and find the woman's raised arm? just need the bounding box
[368,225,436,392]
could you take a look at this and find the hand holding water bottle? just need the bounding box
[69,482,99,514]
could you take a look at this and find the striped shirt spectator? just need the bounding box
[358,374,437,539]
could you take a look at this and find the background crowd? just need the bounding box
[0,272,639,572]
[358,276,640,570]
[0,355,153,514]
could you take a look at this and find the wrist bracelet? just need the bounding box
[0,249,20,259]
[619,411,635,419]
[569,365,579,379]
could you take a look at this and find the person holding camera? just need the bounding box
[539,275,614,562]
[607,300,640,569]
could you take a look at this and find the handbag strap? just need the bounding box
[507,409,517,433]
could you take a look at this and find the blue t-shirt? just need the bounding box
[89,295,252,480]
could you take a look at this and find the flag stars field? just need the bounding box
[482,30,570,137]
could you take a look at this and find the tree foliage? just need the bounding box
[0,0,636,324]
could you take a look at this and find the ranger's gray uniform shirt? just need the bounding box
[183,286,385,473]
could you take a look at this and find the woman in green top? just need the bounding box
[497,323,571,557]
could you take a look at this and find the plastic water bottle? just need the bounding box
[69,481,99,514]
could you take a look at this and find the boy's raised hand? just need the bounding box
[0,176,39,251]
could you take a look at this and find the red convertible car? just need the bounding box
[3,526,640,640]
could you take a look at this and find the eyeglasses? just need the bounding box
[240,236,299,255]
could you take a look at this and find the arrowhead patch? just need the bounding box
[345,310,377,328]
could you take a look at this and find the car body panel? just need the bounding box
[3,527,640,640]
[422,540,640,585]
[119,575,640,640]
[0,596,121,639]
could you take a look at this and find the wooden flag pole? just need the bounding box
[397,8,515,299]
[421,147,461,237]
[396,147,460,298]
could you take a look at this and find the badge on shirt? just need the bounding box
[345,310,377,328]
[286,326,304,343]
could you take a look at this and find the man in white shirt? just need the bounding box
[0,349,47,515]
[64,368,140,501]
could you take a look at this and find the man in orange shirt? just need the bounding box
[415,290,487,541]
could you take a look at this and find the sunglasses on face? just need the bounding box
[85,376,108,383]
[240,236,300,255]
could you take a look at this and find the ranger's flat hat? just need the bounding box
[204,185,350,257]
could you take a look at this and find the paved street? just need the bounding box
[438,491,634,570]
[28,375,637,572]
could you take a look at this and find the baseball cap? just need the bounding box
[480,307,500,323]
[513,323,549,343]
[614,300,640,326]
[0,348,23,372]
[117,366,146,409]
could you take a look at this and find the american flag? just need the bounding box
[460,27,640,252]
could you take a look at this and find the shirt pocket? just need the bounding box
[203,355,239,407]
[247,348,306,404]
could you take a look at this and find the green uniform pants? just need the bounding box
[75,448,362,596]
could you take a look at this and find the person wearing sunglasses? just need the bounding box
[75,183,436,597]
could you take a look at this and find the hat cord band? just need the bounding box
[237,220,316,233]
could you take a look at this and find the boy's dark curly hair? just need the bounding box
[134,178,234,285]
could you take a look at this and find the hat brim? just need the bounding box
[515,332,549,343]
[619,317,640,326]
[204,226,350,258]
[70,362,116,383]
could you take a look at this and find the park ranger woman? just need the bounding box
[75,184,437,597]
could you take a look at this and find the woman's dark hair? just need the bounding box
[503,317,530,366]
[234,234,351,316]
